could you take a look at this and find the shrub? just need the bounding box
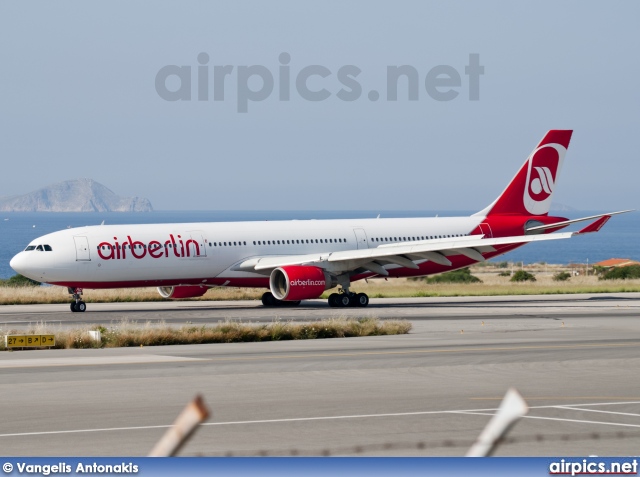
[510,270,536,282]
[1,274,41,287]
[498,270,511,277]
[599,265,640,280]
[553,271,571,282]
[426,268,482,284]
[0,318,413,350]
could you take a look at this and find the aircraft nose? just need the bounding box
[10,252,29,276]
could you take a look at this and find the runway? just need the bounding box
[1,293,640,456]
[1,292,640,328]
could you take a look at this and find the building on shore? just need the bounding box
[593,258,640,269]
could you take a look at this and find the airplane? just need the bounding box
[9,130,630,312]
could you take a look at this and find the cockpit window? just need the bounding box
[35,245,44,251]
[25,245,36,251]
[44,245,52,251]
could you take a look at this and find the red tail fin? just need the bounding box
[475,130,573,217]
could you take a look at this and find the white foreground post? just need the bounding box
[148,395,210,457]
[88,330,101,342]
[466,388,528,457]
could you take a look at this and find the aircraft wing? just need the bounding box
[231,230,577,276]
[232,211,624,276]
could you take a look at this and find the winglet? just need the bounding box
[575,215,611,234]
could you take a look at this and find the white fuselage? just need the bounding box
[10,216,488,288]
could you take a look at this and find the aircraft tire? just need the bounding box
[77,301,87,312]
[261,292,276,306]
[70,302,77,312]
[328,293,339,307]
[355,293,369,307]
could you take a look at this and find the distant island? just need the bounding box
[0,179,153,212]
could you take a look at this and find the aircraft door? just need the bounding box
[73,236,91,261]
[187,231,207,258]
[353,228,369,250]
[478,223,494,238]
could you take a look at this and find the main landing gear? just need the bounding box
[261,292,301,307]
[328,291,369,308]
[68,287,86,313]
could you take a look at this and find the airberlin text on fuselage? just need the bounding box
[97,234,201,260]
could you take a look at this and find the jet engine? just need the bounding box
[157,285,209,299]
[269,266,336,301]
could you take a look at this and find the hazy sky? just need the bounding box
[1,1,638,211]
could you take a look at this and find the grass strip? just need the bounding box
[0,318,412,351]
[2,278,640,306]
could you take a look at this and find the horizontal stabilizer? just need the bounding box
[575,215,611,234]
[525,210,633,232]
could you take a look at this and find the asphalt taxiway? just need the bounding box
[0,294,639,456]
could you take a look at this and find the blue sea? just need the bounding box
[0,210,637,279]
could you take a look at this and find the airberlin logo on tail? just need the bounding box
[530,166,555,197]
[523,143,566,215]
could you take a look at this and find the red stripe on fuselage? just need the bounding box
[51,277,271,290]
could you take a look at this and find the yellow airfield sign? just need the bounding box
[5,334,55,348]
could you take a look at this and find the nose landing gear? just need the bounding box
[68,287,86,313]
